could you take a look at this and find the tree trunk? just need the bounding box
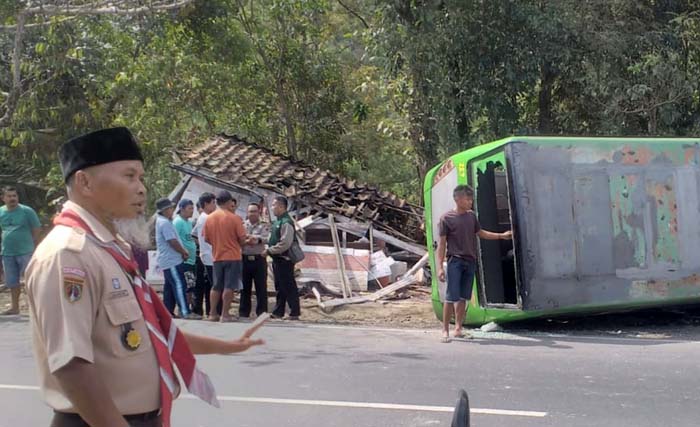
[647,108,658,135]
[276,78,297,159]
[392,2,439,189]
[537,60,554,134]
[408,64,439,193]
[0,13,25,128]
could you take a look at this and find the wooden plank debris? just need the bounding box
[328,214,352,298]
[312,254,429,311]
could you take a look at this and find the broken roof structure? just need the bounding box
[173,134,425,251]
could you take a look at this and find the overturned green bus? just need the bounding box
[424,137,700,325]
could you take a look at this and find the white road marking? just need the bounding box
[0,383,547,418]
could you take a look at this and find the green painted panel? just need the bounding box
[647,177,680,264]
[610,174,646,268]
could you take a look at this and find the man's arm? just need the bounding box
[246,224,269,246]
[168,239,189,260]
[32,227,41,245]
[191,219,201,243]
[477,229,512,240]
[203,221,211,245]
[29,207,41,245]
[183,329,264,355]
[162,221,189,259]
[266,223,294,255]
[236,218,247,247]
[437,235,448,282]
[54,359,130,427]
[28,249,124,425]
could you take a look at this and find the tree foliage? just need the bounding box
[2,0,700,212]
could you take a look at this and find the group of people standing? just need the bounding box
[154,190,302,322]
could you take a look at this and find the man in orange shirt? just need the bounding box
[203,190,247,322]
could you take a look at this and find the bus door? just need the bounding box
[469,149,522,308]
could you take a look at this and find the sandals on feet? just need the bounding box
[454,330,473,339]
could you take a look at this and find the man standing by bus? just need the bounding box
[437,185,511,342]
[0,186,41,315]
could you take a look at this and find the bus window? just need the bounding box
[475,161,518,305]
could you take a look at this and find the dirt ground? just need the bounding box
[299,294,438,329]
[0,285,440,329]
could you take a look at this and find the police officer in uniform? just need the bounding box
[25,127,265,427]
[240,202,270,317]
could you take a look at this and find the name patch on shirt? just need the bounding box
[62,267,86,278]
[108,289,130,300]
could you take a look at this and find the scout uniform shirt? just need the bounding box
[25,201,161,414]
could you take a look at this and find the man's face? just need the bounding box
[230,201,237,213]
[161,206,175,219]
[271,199,285,217]
[454,193,474,211]
[180,204,194,219]
[78,160,146,219]
[2,190,19,209]
[247,204,260,223]
[204,200,216,214]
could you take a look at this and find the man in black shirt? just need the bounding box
[437,185,511,342]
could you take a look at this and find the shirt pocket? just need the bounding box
[103,297,152,357]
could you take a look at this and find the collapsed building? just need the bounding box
[161,134,427,293]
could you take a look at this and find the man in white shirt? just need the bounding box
[192,192,216,316]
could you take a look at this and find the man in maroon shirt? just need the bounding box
[436,185,512,342]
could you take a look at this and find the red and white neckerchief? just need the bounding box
[54,209,219,427]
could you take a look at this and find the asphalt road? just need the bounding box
[1,315,699,427]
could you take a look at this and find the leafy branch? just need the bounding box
[0,0,197,128]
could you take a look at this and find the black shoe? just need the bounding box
[270,314,284,320]
[287,315,300,321]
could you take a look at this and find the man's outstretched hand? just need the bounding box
[235,335,265,351]
[235,313,270,350]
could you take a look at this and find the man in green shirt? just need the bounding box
[264,196,300,320]
[173,198,199,316]
[0,186,41,315]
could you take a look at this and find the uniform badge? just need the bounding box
[63,278,84,303]
[112,278,121,289]
[121,324,141,351]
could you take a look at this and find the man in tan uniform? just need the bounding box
[26,127,265,427]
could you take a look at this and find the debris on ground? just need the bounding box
[480,322,503,332]
[309,254,429,312]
